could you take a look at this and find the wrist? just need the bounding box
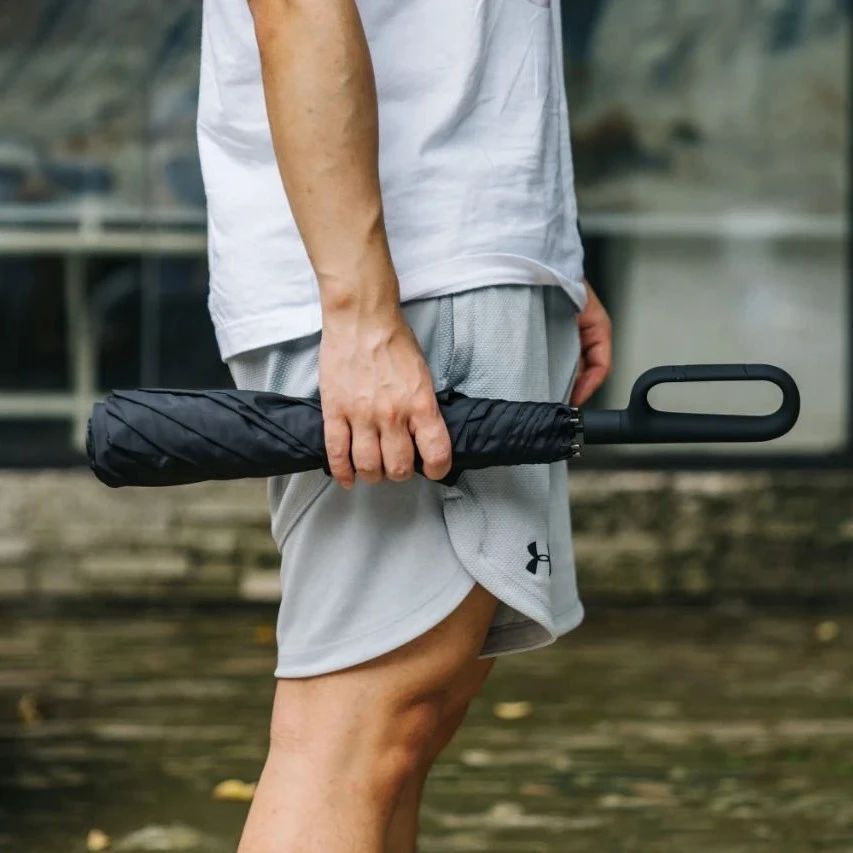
[319,260,402,326]
[320,299,407,356]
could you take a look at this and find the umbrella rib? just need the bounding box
[216,390,323,457]
[135,388,322,458]
[112,393,260,466]
[204,392,319,458]
[107,410,200,469]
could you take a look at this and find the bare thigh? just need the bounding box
[268,582,499,748]
[238,584,499,852]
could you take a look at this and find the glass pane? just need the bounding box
[92,257,143,389]
[0,1,211,461]
[0,257,67,390]
[157,258,232,389]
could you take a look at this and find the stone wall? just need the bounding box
[0,469,850,604]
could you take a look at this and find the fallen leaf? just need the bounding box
[492,701,533,721]
[814,621,840,643]
[253,625,276,646]
[87,828,111,851]
[113,823,206,850]
[212,778,257,801]
[17,693,41,726]
[459,749,493,767]
[489,801,524,821]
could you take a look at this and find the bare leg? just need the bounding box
[238,583,497,852]
[384,657,496,853]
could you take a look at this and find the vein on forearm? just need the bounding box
[250,0,398,313]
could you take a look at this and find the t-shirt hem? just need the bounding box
[216,301,324,363]
[213,253,587,360]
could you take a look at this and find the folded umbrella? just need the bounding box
[87,364,800,489]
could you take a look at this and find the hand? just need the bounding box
[570,281,612,407]
[319,305,452,489]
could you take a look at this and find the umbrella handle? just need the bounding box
[582,364,800,445]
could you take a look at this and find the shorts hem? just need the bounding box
[272,569,476,678]
[478,600,585,659]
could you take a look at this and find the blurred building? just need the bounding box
[0,0,849,464]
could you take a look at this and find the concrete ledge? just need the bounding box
[0,469,849,604]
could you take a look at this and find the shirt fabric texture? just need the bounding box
[198,0,587,359]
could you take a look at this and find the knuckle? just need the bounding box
[325,436,349,459]
[328,453,350,471]
[323,402,347,423]
[376,401,399,423]
[353,403,374,424]
[387,465,412,481]
[356,460,380,476]
[424,453,451,474]
[412,395,438,420]
[427,458,451,476]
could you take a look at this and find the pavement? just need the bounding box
[1,605,852,852]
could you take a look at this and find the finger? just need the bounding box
[569,371,595,406]
[583,335,612,375]
[411,406,452,481]
[578,314,611,349]
[351,421,384,484]
[571,367,608,407]
[324,415,355,489]
[578,282,607,328]
[379,422,415,482]
[571,333,612,406]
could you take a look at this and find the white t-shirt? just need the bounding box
[198,0,586,360]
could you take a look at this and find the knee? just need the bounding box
[266,691,442,807]
[376,698,443,796]
[385,657,495,767]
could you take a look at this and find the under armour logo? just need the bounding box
[526,541,551,576]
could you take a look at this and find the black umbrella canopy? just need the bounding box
[88,364,800,489]
[88,387,581,488]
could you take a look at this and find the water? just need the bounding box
[2,605,852,851]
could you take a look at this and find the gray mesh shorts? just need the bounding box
[227,284,583,677]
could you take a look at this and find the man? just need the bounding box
[197,0,612,849]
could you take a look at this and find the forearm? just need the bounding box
[249,0,398,320]
[248,0,451,489]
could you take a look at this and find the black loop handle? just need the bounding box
[583,364,800,445]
